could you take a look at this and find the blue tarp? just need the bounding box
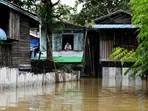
[30,39,38,48]
[0,28,7,40]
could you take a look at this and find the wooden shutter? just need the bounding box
[78,33,83,51]
[74,33,83,51]
[74,34,78,50]
[52,34,56,51]
[53,34,62,51]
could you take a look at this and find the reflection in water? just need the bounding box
[0,78,148,111]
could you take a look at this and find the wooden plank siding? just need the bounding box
[0,45,12,66]
[11,15,30,66]
[19,41,30,64]
[0,4,38,67]
[11,41,30,66]
[11,41,20,66]
[100,33,113,60]
[20,16,30,41]
[11,44,30,66]
[9,10,20,40]
[19,15,30,65]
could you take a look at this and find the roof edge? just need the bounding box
[0,0,40,22]
[92,24,136,29]
[94,9,131,23]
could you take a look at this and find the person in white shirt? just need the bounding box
[64,42,72,50]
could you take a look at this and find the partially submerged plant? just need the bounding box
[109,47,136,65]
[60,64,73,73]
[109,47,148,78]
[109,47,138,76]
[54,64,74,74]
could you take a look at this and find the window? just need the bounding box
[52,33,83,51]
[62,34,74,50]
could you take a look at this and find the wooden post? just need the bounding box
[82,30,87,75]
[96,30,101,78]
[92,35,95,76]
[88,37,92,74]
[93,31,100,78]
[42,62,45,85]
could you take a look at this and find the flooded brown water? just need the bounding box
[0,78,148,111]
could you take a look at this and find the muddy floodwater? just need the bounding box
[0,78,148,111]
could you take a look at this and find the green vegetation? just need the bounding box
[109,0,148,78]
[60,64,73,73]
[109,47,136,65]
[130,0,148,77]
[109,47,137,75]
[109,46,147,77]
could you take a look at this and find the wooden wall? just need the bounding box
[99,29,137,61]
[100,32,113,60]
[0,45,12,66]
[19,15,30,65]
[0,8,31,67]
[10,13,30,66]
[9,10,20,40]
[11,41,20,66]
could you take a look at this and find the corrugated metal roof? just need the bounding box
[92,24,136,29]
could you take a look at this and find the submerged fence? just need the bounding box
[0,67,80,89]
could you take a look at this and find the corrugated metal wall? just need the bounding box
[100,33,113,60]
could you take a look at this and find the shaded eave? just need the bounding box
[94,9,131,23]
[63,22,85,28]
[0,0,40,22]
[55,21,85,29]
[86,24,138,34]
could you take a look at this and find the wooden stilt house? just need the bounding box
[39,22,85,64]
[85,10,138,77]
[31,22,85,73]
[0,1,39,67]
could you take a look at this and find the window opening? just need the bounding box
[62,34,74,50]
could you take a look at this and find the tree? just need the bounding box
[7,0,24,6]
[129,0,148,77]
[36,0,60,60]
[73,0,130,25]
[54,4,75,22]
[37,0,75,59]
[108,0,148,78]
